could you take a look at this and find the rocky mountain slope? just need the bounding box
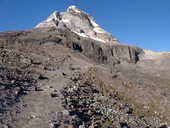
[0,5,170,128]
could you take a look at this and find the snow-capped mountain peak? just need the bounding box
[36,5,119,44]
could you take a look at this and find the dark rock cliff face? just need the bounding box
[0,27,143,67]
[80,41,142,65]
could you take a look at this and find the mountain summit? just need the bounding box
[36,5,119,44]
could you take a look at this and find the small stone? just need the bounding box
[53,89,58,92]
[53,123,61,128]
[87,110,93,115]
[11,80,15,84]
[20,58,31,64]
[63,110,69,115]
[31,59,42,65]
[38,74,48,80]
[51,93,58,98]
[126,107,133,114]
[120,122,129,128]
[35,87,44,91]
[44,66,48,70]
[62,72,67,76]
[79,124,85,128]
[47,85,51,88]
[163,92,167,97]
[30,115,36,118]
[21,104,27,107]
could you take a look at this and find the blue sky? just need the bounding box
[0,0,170,51]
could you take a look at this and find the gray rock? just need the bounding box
[51,93,59,98]
[38,74,49,80]
[31,59,42,65]
[35,86,44,91]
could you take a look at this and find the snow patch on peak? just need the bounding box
[93,27,106,33]
[68,5,77,10]
[71,30,106,43]
[47,11,59,21]
[71,30,88,38]
[90,20,99,27]
[62,19,70,23]
[67,5,88,15]
[67,5,81,13]
[90,37,106,43]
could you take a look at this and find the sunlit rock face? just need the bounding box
[36,5,120,44]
